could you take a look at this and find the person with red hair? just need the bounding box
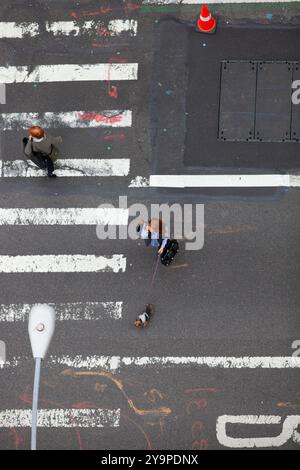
[23,126,62,178]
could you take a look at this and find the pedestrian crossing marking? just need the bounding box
[0,302,123,322]
[0,111,132,130]
[0,20,138,38]
[0,63,138,83]
[0,208,128,225]
[149,174,300,188]
[0,255,127,273]
[2,355,300,372]
[0,159,130,177]
[0,408,120,428]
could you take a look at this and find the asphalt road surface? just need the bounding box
[0,0,299,450]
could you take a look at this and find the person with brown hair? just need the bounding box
[23,126,62,178]
[138,218,169,255]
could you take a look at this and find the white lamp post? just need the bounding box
[28,304,55,450]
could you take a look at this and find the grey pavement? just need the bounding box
[0,0,299,450]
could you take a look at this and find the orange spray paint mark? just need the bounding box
[79,113,122,124]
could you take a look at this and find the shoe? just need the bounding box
[47,173,57,178]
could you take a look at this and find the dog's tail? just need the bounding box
[145,304,154,317]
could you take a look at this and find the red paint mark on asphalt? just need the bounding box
[108,85,118,98]
[107,61,119,99]
[122,413,152,450]
[186,399,208,415]
[109,57,128,63]
[96,26,111,37]
[192,439,208,450]
[82,6,113,17]
[125,2,141,13]
[9,428,22,450]
[91,42,129,48]
[80,112,122,124]
[102,133,126,141]
[192,420,205,438]
[72,401,95,409]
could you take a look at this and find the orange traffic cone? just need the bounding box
[196,4,217,34]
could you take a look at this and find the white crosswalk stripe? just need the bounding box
[2,355,300,372]
[0,302,123,322]
[149,174,300,188]
[142,0,297,4]
[0,208,128,225]
[0,19,138,38]
[0,63,138,83]
[0,408,120,428]
[1,159,130,177]
[0,110,132,130]
[0,254,126,273]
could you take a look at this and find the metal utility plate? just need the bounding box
[219,61,256,141]
[218,60,298,142]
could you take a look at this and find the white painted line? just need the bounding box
[149,174,300,188]
[0,208,128,225]
[0,255,126,273]
[0,302,123,322]
[3,356,299,371]
[0,22,39,38]
[2,159,130,177]
[47,355,121,371]
[216,415,300,448]
[129,176,150,187]
[0,63,138,83]
[46,19,138,37]
[0,111,132,130]
[0,20,138,38]
[0,83,6,104]
[121,356,300,368]
[0,408,120,428]
[143,0,300,4]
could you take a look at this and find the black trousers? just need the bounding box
[23,138,54,175]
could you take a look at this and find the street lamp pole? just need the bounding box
[28,304,55,450]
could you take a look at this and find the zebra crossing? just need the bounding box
[0,8,139,436]
[1,4,299,448]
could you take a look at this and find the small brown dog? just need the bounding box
[134,304,154,328]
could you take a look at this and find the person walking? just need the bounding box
[138,218,169,255]
[23,126,62,178]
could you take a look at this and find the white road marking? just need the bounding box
[3,356,299,371]
[0,255,126,273]
[47,355,121,371]
[0,302,123,322]
[0,408,120,428]
[0,111,132,130]
[0,20,138,38]
[0,208,128,225]
[0,83,5,104]
[1,159,130,177]
[0,22,39,38]
[129,176,150,187]
[0,63,138,83]
[216,415,300,448]
[143,0,300,4]
[121,356,300,368]
[149,174,300,188]
[46,19,138,36]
